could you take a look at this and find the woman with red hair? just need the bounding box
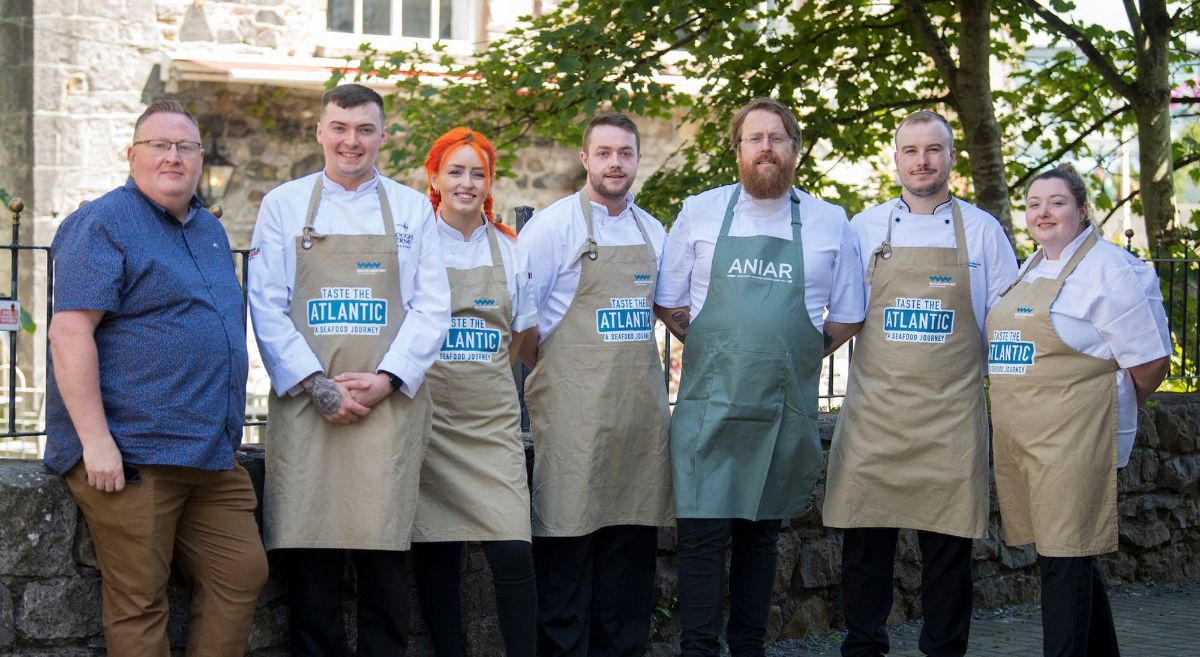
[410,127,537,657]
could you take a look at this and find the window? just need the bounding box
[326,0,472,40]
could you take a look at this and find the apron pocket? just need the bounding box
[701,347,787,423]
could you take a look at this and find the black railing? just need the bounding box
[1,200,1196,454]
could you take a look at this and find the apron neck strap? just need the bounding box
[1003,227,1099,297]
[485,219,503,266]
[575,189,654,263]
[949,199,968,265]
[302,174,396,249]
[719,185,803,240]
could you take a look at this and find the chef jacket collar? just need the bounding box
[435,212,488,242]
[896,194,954,215]
[320,170,380,194]
[584,190,637,220]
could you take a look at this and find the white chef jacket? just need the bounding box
[437,217,537,332]
[655,185,866,332]
[1019,225,1172,467]
[248,171,451,398]
[851,197,1018,336]
[520,192,666,342]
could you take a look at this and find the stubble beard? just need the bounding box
[739,154,796,199]
[901,170,951,200]
[589,168,634,204]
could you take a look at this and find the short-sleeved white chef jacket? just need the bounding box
[850,197,1019,337]
[655,185,866,331]
[1019,225,1172,467]
[520,192,666,342]
[437,217,538,332]
[248,171,451,398]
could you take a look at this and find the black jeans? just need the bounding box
[1038,554,1120,657]
[283,547,411,657]
[412,540,537,657]
[676,518,782,657]
[532,524,658,657]
[840,528,972,657]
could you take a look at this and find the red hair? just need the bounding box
[424,127,515,238]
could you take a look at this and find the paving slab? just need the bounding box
[766,579,1200,656]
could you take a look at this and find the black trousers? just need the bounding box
[676,518,782,657]
[840,528,972,657]
[1038,554,1120,657]
[283,547,411,657]
[412,540,537,657]
[532,524,658,657]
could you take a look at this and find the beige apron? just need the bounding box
[987,230,1120,556]
[823,200,990,539]
[413,224,531,542]
[524,192,673,537]
[264,176,433,551]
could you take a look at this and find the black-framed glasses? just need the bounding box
[132,140,204,157]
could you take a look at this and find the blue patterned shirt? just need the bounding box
[44,179,248,474]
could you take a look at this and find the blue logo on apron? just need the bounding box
[308,286,387,335]
[882,297,955,343]
[595,297,652,342]
[988,329,1036,375]
[440,317,501,362]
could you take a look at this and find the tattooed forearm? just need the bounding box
[667,310,691,341]
[671,311,691,330]
[823,332,833,350]
[305,375,342,416]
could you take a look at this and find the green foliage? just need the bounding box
[18,307,35,334]
[0,189,8,206]
[342,0,1198,233]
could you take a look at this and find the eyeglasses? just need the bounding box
[739,134,795,147]
[132,140,204,157]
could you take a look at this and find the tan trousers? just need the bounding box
[66,462,268,657]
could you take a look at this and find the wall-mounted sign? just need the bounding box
[0,302,20,332]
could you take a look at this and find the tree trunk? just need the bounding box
[954,0,1012,236]
[900,0,1013,236]
[1132,0,1174,253]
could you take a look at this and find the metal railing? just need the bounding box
[1,200,1196,456]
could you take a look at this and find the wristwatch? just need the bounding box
[384,371,402,393]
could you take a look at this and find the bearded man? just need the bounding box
[654,97,865,657]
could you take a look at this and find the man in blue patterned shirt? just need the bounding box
[44,100,267,657]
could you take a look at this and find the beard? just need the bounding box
[739,152,796,199]
[588,167,635,203]
[901,169,951,199]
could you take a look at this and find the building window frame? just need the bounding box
[322,0,477,44]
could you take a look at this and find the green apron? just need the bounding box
[670,185,825,520]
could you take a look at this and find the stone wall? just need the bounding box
[0,0,34,202]
[1,393,1197,656]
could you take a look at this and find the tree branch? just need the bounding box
[1170,0,1200,26]
[1098,151,1200,225]
[900,0,960,95]
[1017,0,1136,99]
[831,94,954,125]
[1122,0,1143,46]
[1009,103,1132,190]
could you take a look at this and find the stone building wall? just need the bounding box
[0,0,683,389]
[1,393,1197,655]
[0,0,34,203]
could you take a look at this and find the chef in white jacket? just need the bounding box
[247,83,449,657]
